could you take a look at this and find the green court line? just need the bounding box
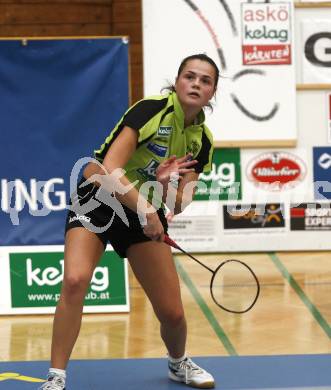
[269,252,331,340]
[174,257,238,356]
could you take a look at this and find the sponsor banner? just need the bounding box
[328,94,331,144]
[301,20,331,83]
[313,147,331,200]
[0,38,129,245]
[195,148,242,201]
[245,151,307,191]
[241,2,292,65]
[290,203,331,231]
[143,0,296,145]
[9,250,128,311]
[167,215,218,251]
[223,203,285,231]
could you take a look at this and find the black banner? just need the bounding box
[290,203,331,231]
[223,203,285,229]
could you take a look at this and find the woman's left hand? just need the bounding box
[156,154,197,186]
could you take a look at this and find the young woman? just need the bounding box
[40,53,219,390]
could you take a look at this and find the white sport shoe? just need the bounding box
[39,374,66,390]
[168,357,215,388]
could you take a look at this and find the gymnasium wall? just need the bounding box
[0,0,142,314]
[0,0,330,316]
[0,37,131,314]
[0,0,330,253]
[0,0,143,104]
[142,0,331,251]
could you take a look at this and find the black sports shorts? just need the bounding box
[65,177,168,258]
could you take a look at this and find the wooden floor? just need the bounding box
[0,251,330,362]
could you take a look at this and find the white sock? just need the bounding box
[49,368,66,378]
[168,353,186,364]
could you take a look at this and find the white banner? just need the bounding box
[168,215,219,251]
[301,20,331,83]
[143,0,296,145]
[242,2,292,66]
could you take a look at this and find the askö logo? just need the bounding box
[246,151,306,191]
[241,3,291,65]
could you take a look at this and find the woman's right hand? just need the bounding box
[156,154,197,186]
[143,212,164,242]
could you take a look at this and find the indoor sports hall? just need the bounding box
[0,1,330,389]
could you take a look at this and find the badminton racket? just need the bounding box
[164,235,260,314]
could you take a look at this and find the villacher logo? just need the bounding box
[246,152,306,191]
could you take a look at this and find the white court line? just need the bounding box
[238,388,331,390]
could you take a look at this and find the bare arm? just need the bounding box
[84,126,164,241]
[166,171,199,215]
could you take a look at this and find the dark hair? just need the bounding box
[177,53,219,89]
[162,53,220,110]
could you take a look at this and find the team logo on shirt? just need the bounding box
[157,126,172,136]
[147,142,168,157]
[137,159,160,180]
[187,140,200,156]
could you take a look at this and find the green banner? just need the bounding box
[195,148,242,201]
[9,251,127,308]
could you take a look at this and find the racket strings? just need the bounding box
[211,260,259,313]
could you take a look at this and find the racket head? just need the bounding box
[210,259,260,314]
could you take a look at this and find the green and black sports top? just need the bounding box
[94,91,214,193]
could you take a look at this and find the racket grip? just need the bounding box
[164,235,179,249]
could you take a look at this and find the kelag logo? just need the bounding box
[290,203,331,231]
[195,148,241,201]
[137,159,159,180]
[313,147,331,200]
[223,203,285,230]
[9,251,126,308]
[246,152,306,191]
[241,2,291,65]
[157,126,172,136]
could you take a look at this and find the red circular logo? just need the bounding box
[247,152,306,190]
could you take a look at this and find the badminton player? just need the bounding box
[40,53,219,389]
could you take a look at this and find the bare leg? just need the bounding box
[127,241,186,358]
[51,228,105,368]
